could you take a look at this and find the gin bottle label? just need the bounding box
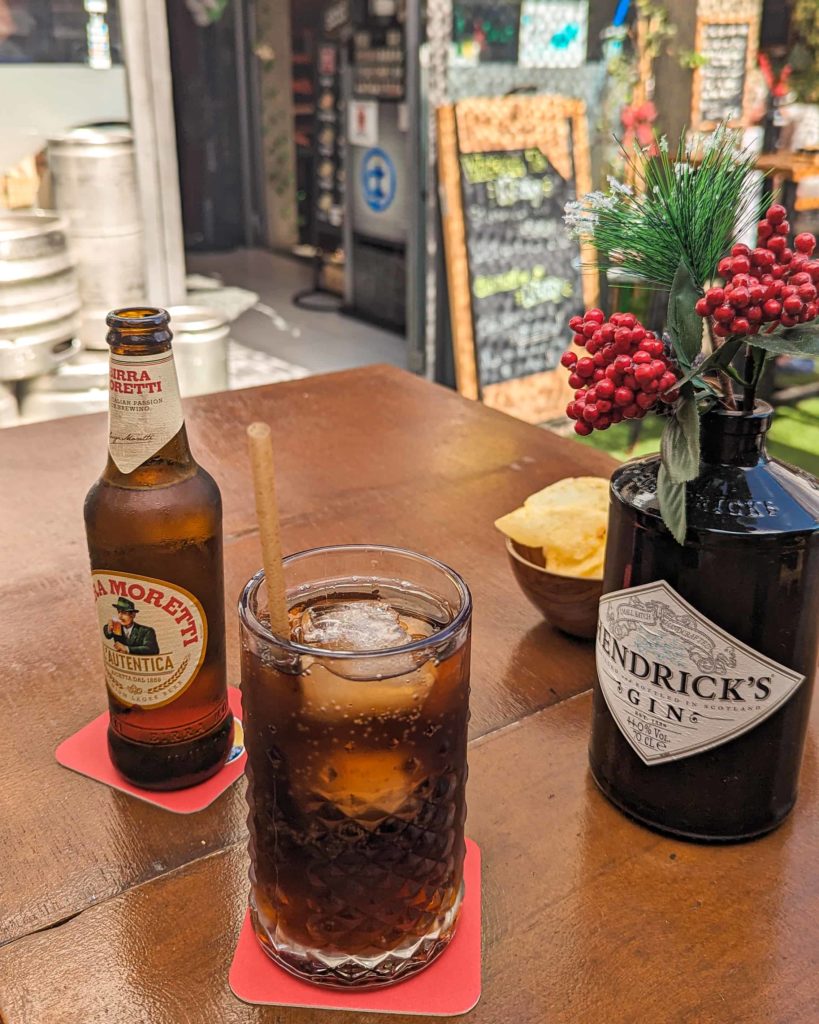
[596,580,804,765]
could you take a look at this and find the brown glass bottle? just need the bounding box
[84,307,232,790]
[590,403,819,841]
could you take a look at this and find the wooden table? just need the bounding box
[756,151,819,213]
[1,365,816,1024]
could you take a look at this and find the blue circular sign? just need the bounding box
[361,147,396,213]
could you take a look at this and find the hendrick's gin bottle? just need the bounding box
[590,402,819,841]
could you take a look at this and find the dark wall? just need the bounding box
[653,0,697,141]
[760,0,793,50]
[166,2,245,250]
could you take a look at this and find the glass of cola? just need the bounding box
[238,544,472,988]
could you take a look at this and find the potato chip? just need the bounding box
[494,506,554,548]
[545,546,605,580]
[495,475,610,581]
[524,476,609,510]
[542,506,606,560]
[497,504,605,557]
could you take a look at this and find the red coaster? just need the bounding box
[229,839,482,1016]
[55,686,246,813]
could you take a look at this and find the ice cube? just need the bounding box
[295,599,429,682]
[300,660,436,721]
[292,748,425,817]
[295,600,411,653]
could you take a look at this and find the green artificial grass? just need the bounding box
[769,402,819,477]
[578,399,819,477]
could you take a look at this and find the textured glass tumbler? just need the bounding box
[239,545,472,988]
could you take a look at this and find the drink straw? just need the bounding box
[246,422,291,638]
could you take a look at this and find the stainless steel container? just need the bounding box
[0,212,81,380]
[19,350,109,423]
[0,327,79,382]
[70,233,146,346]
[167,306,230,397]
[0,258,79,319]
[0,210,71,264]
[48,126,145,349]
[48,127,141,232]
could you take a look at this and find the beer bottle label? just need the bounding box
[108,350,184,473]
[596,580,804,765]
[91,570,207,709]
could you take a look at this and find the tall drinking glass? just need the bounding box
[238,544,472,988]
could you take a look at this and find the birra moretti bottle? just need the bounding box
[84,307,232,789]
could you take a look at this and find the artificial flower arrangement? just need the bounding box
[561,126,819,542]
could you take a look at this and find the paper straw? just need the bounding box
[246,422,290,638]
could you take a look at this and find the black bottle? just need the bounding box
[589,403,819,841]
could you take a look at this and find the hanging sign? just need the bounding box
[692,16,758,129]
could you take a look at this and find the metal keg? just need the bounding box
[0,325,79,382]
[0,211,81,381]
[20,350,109,423]
[70,233,145,343]
[47,126,145,349]
[167,306,230,397]
[48,127,141,232]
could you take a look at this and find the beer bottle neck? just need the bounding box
[103,307,195,484]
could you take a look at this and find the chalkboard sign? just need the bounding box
[693,17,757,129]
[437,95,596,423]
[459,148,582,385]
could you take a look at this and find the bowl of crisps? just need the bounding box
[495,476,609,639]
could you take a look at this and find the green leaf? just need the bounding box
[723,362,754,386]
[693,381,720,399]
[657,465,687,545]
[667,263,704,366]
[746,324,819,357]
[675,338,742,389]
[660,394,701,484]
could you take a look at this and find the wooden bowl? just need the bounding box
[505,537,602,640]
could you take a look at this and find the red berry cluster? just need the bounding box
[561,309,681,436]
[694,204,819,337]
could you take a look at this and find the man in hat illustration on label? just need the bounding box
[104,597,160,655]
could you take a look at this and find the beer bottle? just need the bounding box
[84,307,233,789]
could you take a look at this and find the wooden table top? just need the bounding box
[755,150,819,182]
[1,365,816,1024]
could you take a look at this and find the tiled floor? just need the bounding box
[187,249,407,375]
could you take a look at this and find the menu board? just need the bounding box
[313,41,344,246]
[459,148,582,385]
[693,18,755,128]
[437,95,597,423]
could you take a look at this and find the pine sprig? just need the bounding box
[565,126,759,290]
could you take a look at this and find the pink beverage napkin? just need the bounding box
[55,686,246,813]
[229,839,482,1016]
